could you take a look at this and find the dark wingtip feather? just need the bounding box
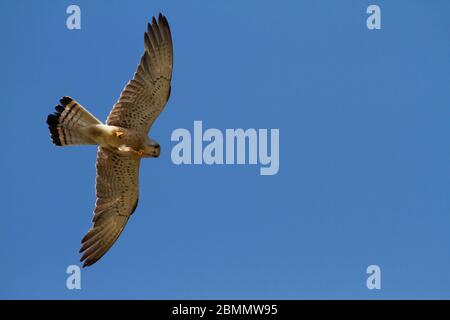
[130,198,139,216]
[162,15,169,27]
[82,255,100,268]
[81,229,95,243]
[158,13,164,22]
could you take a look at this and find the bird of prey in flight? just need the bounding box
[46,13,173,267]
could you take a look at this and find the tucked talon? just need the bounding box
[115,131,124,138]
[137,150,144,157]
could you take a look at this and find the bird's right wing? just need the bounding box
[79,147,140,267]
[106,13,173,133]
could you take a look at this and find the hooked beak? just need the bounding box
[144,144,160,158]
[145,138,160,158]
[152,144,160,157]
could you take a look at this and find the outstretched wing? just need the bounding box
[107,13,173,133]
[80,147,140,267]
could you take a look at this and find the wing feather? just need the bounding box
[79,147,140,267]
[107,13,173,132]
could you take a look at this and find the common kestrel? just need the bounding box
[46,13,173,267]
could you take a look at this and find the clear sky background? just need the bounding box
[1,0,450,299]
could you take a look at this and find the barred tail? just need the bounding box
[46,96,102,146]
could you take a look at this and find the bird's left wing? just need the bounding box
[80,147,140,267]
[106,13,173,133]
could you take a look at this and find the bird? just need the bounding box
[46,13,173,267]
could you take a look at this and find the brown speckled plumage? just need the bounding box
[46,13,173,267]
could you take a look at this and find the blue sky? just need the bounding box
[1,0,450,299]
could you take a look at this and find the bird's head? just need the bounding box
[143,137,160,157]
